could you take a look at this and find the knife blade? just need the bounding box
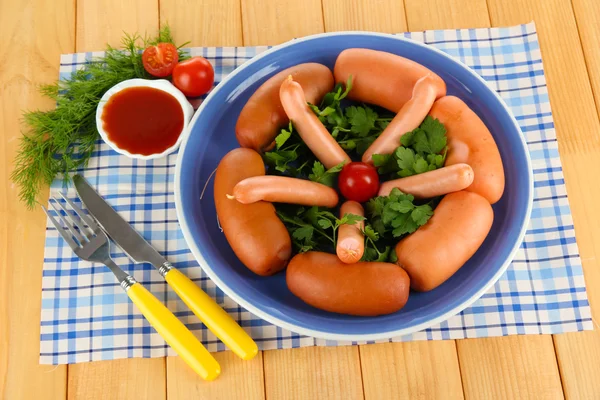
[73,174,166,268]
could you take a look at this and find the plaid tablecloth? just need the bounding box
[40,22,593,364]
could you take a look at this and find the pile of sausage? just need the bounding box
[214,48,505,317]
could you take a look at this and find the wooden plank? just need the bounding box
[76,0,159,49]
[66,1,166,399]
[166,352,265,400]
[405,1,567,399]
[487,0,600,398]
[68,359,166,400]
[571,0,600,116]
[241,0,324,45]
[319,3,465,398]
[405,0,491,29]
[264,347,363,400]
[457,336,562,399]
[160,0,242,46]
[321,0,407,33]
[158,2,266,398]
[0,0,74,397]
[360,342,464,399]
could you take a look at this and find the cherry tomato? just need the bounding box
[172,57,215,97]
[142,43,179,77]
[338,162,380,203]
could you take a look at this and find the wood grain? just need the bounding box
[77,0,159,50]
[571,0,600,116]
[457,336,563,399]
[322,0,407,33]
[166,352,265,400]
[405,1,566,398]
[360,341,464,399]
[241,0,324,45]
[66,1,167,398]
[160,0,242,46]
[0,0,73,398]
[264,347,364,400]
[405,0,491,29]
[487,0,600,397]
[68,359,166,400]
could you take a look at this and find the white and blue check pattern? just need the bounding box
[40,22,593,364]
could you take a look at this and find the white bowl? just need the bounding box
[96,79,194,160]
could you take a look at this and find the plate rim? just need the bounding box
[174,31,534,341]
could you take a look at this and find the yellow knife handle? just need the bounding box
[164,267,259,360]
[126,282,221,380]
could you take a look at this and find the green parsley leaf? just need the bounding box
[362,247,379,262]
[275,124,292,149]
[308,161,344,187]
[292,225,314,241]
[395,147,416,173]
[340,213,365,226]
[411,205,433,225]
[389,200,414,213]
[345,105,378,136]
[362,225,379,241]
[391,213,417,237]
[318,218,333,229]
[413,156,429,174]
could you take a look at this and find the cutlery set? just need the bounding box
[42,175,257,381]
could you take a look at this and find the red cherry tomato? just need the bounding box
[142,43,179,77]
[172,57,215,97]
[338,162,380,203]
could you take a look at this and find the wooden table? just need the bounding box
[1,0,599,398]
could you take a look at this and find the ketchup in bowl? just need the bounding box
[101,86,184,156]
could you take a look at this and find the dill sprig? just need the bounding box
[12,25,189,209]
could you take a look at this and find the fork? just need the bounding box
[43,193,221,381]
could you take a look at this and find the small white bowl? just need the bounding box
[96,79,194,160]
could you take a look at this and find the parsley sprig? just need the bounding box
[276,205,364,253]
[309,77,394,156]
[372,116,447,177]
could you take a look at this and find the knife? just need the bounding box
[73,174,258,361]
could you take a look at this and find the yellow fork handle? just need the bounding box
[164,268,258,360]
[126,282,221,380]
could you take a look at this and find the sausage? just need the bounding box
[214,148,292,276]
[236,63,334,152]
[286,252,410,316]
[229,176,339,207]
[378,163,474,199]
[362,75,438,163]
[395,191,493,291]
[429,96,505,204]
[333,48,446,113]
[336,201,365,264]
[280,76,351,169]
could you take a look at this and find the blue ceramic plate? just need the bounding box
[175,32,533,340]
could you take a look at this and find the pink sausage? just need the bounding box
[280,76,351,169]
[378,164,474,199]
[336,201,365,264]
[230,176,339,207]
[362,75,438,164]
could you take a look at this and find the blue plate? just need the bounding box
[175,32,533,340]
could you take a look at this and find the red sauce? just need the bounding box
[101,86,184,156]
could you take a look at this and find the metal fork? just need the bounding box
[43,194,221,381]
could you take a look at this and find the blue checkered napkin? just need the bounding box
[39,22,593,364]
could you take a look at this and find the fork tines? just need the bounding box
[42,193,99,250]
